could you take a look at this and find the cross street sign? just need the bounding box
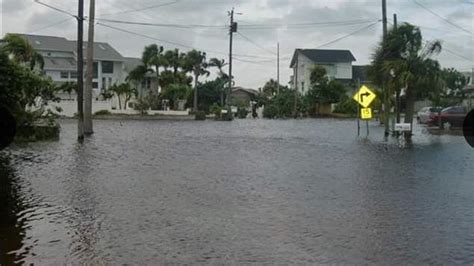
[353,85,376,108]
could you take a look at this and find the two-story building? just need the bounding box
[289,49,356,95]
[18,34,127,99]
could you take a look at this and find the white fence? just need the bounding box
[47,99,189,117]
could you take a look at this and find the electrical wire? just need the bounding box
[96,18,226,29]
[412,0,472,34]
[236,32,276,55]
[34,0,76,18]
[315,21,380,48]
[99,1,181,16]
[96,22,275,59]
[28,18,73,34]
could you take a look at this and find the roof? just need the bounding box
[77,41,124,61]
[290,49,356,67]
[44,57,77,71]
[20,34,73,52]
[231,87,259,96]
[352,65,370,83]
[124,57,142,72]
[14,34,124,61]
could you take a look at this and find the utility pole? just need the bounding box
[382,0,390,138]
[76,0,84,141]
[393,13,400,127]
[227,8,237,107]
[84,0,95,135]
[293,54,298,118]
[277,42,280,94]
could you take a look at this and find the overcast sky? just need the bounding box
[1,0,473,88]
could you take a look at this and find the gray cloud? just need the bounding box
[2,0,472,88]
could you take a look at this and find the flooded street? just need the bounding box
[1,119,473,264]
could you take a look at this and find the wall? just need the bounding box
[48,100,113,117]
[292,53,353,95]
[47,100,190,117]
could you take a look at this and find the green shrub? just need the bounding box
[263,104,279,119]
[94,110,111,116]
[210,103,222,119]
[134,97,150,115]
[333,97,358,115]
[237,107,248,119]
[195,111,206,120]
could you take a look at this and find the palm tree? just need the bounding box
[164,48,181,74]
[370,23,442,140]
[209,58,229,105]
[109,83,137,110]
[184,50,210,112]
[2,33,44,70]
[141,44,166,94]
[126,65,150,98]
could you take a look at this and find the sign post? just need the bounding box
[353,85,377,137]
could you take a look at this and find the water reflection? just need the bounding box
[1,119,473,264]
[0,155,27,264]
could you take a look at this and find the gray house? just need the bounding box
[15,34,127,99]
[290,49,356,95]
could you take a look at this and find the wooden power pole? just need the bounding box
[382,0,390,137]
[76,0,85,141]
[277,42,280,93]
[84,0,95,135]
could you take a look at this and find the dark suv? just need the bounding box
[427,106,468,129]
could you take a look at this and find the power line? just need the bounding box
[34,0,76,18]
[28,17,73,34]
[238,19,379,30]
[96,22,274,59]
[99,1,181,16]
[412,0,472,34]
[315,21,380,48]
[96,18,226,29]
[236,32,276,55]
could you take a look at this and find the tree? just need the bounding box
[263,87,303,118]
[0,50,59,128]
[2,33,44,71]
[262,79,284,97]
[441,68,468,97]
[184,50,210,111]
[126,64,150,97]
[373,23,442,140]
[209,58,229,105]
[161,84,192,109]
[304,66,346,115]
[141,44,166,94]
[109,83,137,110]
[58,82,77,100]
[163,48,183,74]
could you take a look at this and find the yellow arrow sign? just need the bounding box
[361,107,373,120]
[353,85,376,108]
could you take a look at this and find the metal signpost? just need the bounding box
[353,85,377,137]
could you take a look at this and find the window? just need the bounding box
[70,71,78,79]
[92,82,98,89]
[102,61,114,74]
[108,77,113,88]
[146,78,151,90]
[301,81,305,92]
[93,62,99,78]
[60,71,68,79]
[102,77,106,90]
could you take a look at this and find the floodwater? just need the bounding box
[1,119,473,264]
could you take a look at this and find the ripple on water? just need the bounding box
[1,119,473,264]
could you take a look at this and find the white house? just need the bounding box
[18,34,127,99]
[289,49,356,95]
